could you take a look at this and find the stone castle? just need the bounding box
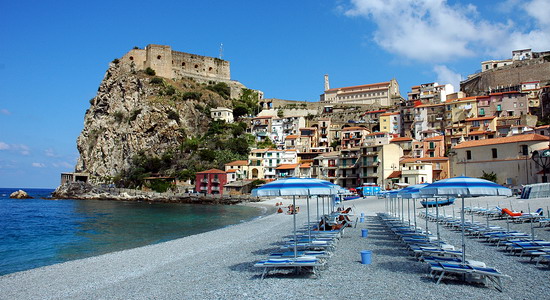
[121,44,231,81]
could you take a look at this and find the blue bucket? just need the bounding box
[361,250,372,264]
[361,229,368,237]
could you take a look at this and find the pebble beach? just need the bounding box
[0,195,549,300]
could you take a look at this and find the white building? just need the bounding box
[210,107,234,123]
[321,78,401,107]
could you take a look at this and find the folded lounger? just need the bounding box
[429,262,510,292]
[254,256,325,279]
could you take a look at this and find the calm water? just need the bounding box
[0,188,263,276]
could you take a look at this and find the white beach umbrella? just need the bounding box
[252,177,340,258]
[420,176,512,263]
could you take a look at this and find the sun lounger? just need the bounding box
[429,262,510,291]
[254,256,325,279]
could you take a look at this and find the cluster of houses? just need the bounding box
[200,49,550,195]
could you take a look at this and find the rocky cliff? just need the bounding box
[75,60,235,181]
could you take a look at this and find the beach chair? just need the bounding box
[429,262,510,292]
[254,256,325,279]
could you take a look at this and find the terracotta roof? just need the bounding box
[401,157,448,163]
[416,103,446,108]
[424,135,444,141]
[364,109,387,114]
[387,171,402,179]
[225,160,248,166]
[226,169,237,173]
[276,164,299,170]
[251,149,268,153]
[445,96,487,103]
[325,81,390,93]
[391,137,413,142]
[465,116,495,122]
[285,135,298,139]
[380,112,400,116]
[342,126,369,131]
[196,169,226,174]
[300,163,311,168]
[468,131,492,135]
[535,125,550,129]
[253,116,273,119]
[454,134,550,149]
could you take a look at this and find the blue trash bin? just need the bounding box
[361,229,368,238]
[359,217,365,223]
[361,250,372,265]
[360,212,365,217]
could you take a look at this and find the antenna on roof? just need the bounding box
[219,43,223,59]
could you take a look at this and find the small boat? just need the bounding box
[420,198,455,208]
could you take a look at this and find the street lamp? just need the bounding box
[531,149,550,183]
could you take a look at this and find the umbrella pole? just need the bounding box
[316,196,319,228]
[307,193,311,242]
[461,196,466,264]
[529,203,535,241]
[407,197,411,227]
[413,196,417,229]
[293,195,297,259]
[401,198,405,223]
[425,198,429,235]
[436,197,440,244]
[486,203,489,228]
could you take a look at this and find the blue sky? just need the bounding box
[1,0,549,188]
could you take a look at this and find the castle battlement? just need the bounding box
[120,44,231,81]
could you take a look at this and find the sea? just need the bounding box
[0,188,263,276]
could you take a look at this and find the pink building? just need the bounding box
[195,169,228,195]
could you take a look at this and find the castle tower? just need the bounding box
[324,74,330,91]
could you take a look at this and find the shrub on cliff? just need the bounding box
[206,82,230,99]
[145,67,156,76]
[182,91,202,101]
[150,77,164,85]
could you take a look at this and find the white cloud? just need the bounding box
[32,162,46,168]
[344,0,550,62]
[433,65,462,92]
[0,142,29,155]
[0,109,10,115]
[52,161,73,169]
[44,148,58,157]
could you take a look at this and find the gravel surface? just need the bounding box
[0,196,548,299]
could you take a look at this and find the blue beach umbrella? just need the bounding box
[420,176,512,263]
[398,183,429,229]
[252,177,340,258]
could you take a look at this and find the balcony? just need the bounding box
[211,186,220,191]
[362,151,378,156]
[199,186,207,190]
[211,178,220,183]
[201,178,209,183]
[364,161,379,167]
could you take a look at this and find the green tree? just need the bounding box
[145,67,156,76]
[480,171,498,183]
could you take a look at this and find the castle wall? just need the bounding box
[462,58,550,96]
[119,44,230,81]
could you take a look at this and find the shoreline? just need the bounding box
[1,196,549,299]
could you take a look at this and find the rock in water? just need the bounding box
[9,190,33,199]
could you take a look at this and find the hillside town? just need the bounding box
[199,49,550,195]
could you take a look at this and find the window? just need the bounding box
[466,151,472,160]
[492,148,497,158]
[157,55,161,59]
[479,108,485,115]
[521,145,528,156]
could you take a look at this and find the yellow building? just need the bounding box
[451,134,550,187]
